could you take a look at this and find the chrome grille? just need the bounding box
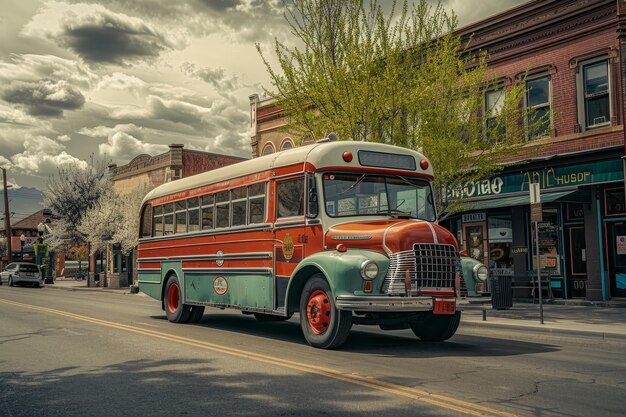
[382,244,459,296]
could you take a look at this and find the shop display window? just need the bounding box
[487,214,513,274]
[532,207,561,275]
[605,188,626,216]
[566,203,584,221]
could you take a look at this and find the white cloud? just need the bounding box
[0,54,97,88]
[79,123,144,140]
[0,155,11,169]
[98,131,168,161]
[10,135,87,176]
[96,72,146,94]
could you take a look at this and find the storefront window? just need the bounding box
[605,188,626,216]
[532,207,561,275]
[488,214,513,274]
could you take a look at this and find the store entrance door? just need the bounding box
[606,222,626,298]
[463,222,488,266]
[564,225,587,298]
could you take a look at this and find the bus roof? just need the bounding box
[142,141,431,205]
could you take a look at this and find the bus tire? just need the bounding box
[253,313,290,322]
[187,306,205,323]
[409,311,461,342]
[164,275,191,323]
[299,274,352,349]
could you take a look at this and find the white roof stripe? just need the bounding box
[142,141,431,205]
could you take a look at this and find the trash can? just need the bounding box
[491,275,513,310]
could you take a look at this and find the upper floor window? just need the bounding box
[578,58,611,130]
[280,138,294,151]
[525,75,551,139]
[485,88,505,141]
[262,143,275,155]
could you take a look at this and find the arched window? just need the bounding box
[280,138,294,151]
[262,143,275,155]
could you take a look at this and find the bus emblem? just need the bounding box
[216,250,224,266]
[213,276,228,295]
[283,234,295,260]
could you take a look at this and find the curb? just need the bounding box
[44,283,133,295]
[460,319,626,341]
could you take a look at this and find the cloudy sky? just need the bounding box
[0,0,526,195]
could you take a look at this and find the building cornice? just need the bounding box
[459,0,616,63]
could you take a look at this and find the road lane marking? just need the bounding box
[0,298,521,417]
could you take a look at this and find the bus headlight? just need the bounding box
[360,260,379,280]
[473,264,489,282]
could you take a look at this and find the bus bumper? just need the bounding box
[335,295,433,312]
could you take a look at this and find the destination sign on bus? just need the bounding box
[358,150,416,171]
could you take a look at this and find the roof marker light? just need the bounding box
[342,151,353,162]
[420,159,429,170]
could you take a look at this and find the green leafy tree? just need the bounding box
[258,0,542,219]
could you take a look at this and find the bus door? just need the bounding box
[273,175,306,312]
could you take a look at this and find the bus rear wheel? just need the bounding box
[410,311,461,342]
[188,306,205,323]
[164,275,191,323]
[299,275,352,349]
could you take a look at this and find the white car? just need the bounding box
[0,262,44,288]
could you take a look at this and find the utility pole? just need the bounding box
[2,168,12,262]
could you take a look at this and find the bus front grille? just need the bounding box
[382,244,459,296]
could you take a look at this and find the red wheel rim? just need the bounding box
[167,282,180,314]
[306,289,331,334]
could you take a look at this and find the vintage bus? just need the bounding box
[137,139,487,349]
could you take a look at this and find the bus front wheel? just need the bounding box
[164,275,192,323]
[409,311,461,342]
[299,274,352,349]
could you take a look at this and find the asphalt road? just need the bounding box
[0,285,624,417]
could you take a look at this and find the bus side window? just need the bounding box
[141,204,153,238]
[231,187,247,227]
[175,200,187,234]
[216,191,230,228]
[307,173,318,218]
[277,177,304,218]
[152,205,163,237]
[249,182,266,224]
[201,194,214,230]
[163,203,175,235]
[188,197,200,232]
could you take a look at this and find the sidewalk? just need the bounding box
[461,302,626,340]
[45,277,137,295]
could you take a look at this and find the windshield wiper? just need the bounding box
[396,175,420,189]
[376,208,412,219]
[338,174,366,196]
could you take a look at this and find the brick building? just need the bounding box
[99,144,247,288]
[249,0,626,301]
[109,144,247,194]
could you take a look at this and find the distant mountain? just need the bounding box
[0,187,45,224]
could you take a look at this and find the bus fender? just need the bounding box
[285,250,389,315]
[160,263,184,309]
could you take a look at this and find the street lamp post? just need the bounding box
[20,233,25,261]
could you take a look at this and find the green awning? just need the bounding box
[461,190,583,211]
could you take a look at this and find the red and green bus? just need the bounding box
[137,139,487,348]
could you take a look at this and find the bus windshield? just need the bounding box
[322,173,436,221]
